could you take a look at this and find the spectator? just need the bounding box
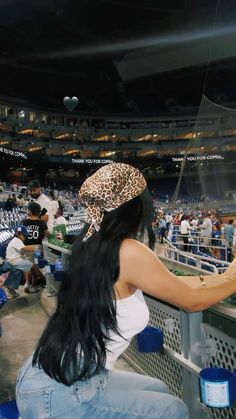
[3,225,37,299]
[49,191,59,216]
[55,207,67,225]
[224,219,235,262]
[180,215,191,252]
[63,198,74,213]
[197,214,203,227]
[201,212,212,252]
[211,224,222,260]
[165,213,172,233]
[29,180,54,233]
[16,194,26,208]
[5,194,13,211]
[159,216,167,243]
[12,182,18,193]
[12,193,18,208]
[173,213,181,226]
[190,216,198,231]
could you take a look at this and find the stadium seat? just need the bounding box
[0,244,7,258]
[0,287,7,308]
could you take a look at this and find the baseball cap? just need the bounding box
[15,225,29,237]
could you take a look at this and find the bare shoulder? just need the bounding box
[120,238,153,261]
[119,238,176,298]
[119,238,157,282]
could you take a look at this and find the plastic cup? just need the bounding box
[199,367,236,408]
[53,270,65,282]
[137,326,164,353]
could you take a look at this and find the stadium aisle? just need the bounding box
[0,289,47,403]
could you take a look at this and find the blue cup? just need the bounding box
[50,263,56,273]
[137,326,163,353]
[200,367,236,408]
[38,258,47,269]
[33,250,41,265]
[0,288,7,308]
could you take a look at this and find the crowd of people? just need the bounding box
[0,180,73,299]
[1,179,236,265]
[153,209,236,261]
[0,180,78,215]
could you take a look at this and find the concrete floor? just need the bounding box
[0,288,48,403]
[0,287,135,405]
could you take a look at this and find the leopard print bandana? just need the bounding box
[78,163,146,242]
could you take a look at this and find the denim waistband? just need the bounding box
[16,354,108,397]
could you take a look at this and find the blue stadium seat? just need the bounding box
[0,288,7,308]
[0,244,7,258]
[0,400,19,419]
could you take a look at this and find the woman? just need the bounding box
[16,163,236,419]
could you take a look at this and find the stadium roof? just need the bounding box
[0,0,236,114]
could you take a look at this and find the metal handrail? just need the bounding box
[164,239,229,274]
[172,231,229,262]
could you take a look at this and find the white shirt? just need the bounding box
[166,214,172,223]
[6,237,24,265]
[55,216,67,226]
[50,200,59,216]
[190,219,198,228]
[105,289,149,370]
[36,193,54,233]
[180,220,190,235]
[201,218,212,238]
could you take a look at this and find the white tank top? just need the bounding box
[105,289,149,370]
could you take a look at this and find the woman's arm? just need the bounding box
[119,239,236,312]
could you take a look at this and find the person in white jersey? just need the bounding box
[180,215,191,252]
[29,180,54,233]
[201,212,212,250]
[16,164,236,419]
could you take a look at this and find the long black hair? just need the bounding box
[33,188,155,385]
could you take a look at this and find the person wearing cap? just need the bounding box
[3,226,38,299]
[29,180,54,233]
[16,163,236,419]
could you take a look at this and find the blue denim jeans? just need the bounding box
[8,259,32,272]
[16,356,189,418]
[0,262,23,289]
